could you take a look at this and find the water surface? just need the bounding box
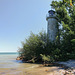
[0,52,20,68]
[0,52,41,75]
[0,52,60,75]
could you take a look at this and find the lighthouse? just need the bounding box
[46,10,58,42]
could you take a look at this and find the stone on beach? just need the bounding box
[16,57,20,60]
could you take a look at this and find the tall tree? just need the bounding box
[51,0,75,59]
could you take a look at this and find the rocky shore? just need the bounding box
[16,57,75,75]
[53,60,75,75]
[48,68,75,75]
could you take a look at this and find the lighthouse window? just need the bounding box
[50,11,53,16]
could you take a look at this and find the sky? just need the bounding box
[0,0,59,52]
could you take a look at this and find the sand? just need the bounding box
[0,63,62,75]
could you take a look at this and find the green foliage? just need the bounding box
[40,54,50,62]
[40,54,54,63]
[18,31,47,62]
[18,0,75,63]
[71,39,75,50]
[51,0,75,60]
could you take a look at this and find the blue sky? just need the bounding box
[0,0,59,52]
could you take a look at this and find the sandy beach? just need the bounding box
[0,64,64,75]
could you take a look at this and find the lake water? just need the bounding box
[0,52,60,75]
[0,52,20,68]
[0,52,42,75]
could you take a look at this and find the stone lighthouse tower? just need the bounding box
[46,10,58,42]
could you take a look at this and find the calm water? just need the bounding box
[0,52,21,68]
[0,52,41,75]
[0,52,61,75]
[0,52,39,69]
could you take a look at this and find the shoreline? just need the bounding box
[0,63,75,75]
[16,59,75,75]
[0,54,75,75]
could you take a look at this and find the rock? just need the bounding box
[57,60,75,69]
[16,57,20,60]
[45,69,48,71]
[16,56,24,60]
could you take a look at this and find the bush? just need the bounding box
[18,31,47,62]
[40,54,54,64]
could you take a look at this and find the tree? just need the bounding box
[18,0,75,63]
[51,0,75,59]
[18,31,47,62]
